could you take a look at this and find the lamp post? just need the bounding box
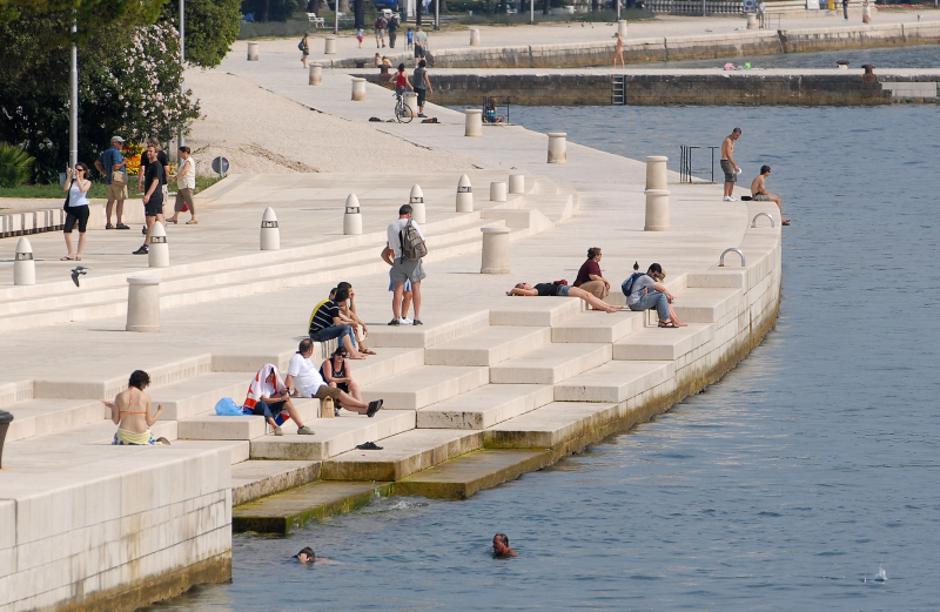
[434,0,439,29]
[69,15,78,169]
[178,0,186,150]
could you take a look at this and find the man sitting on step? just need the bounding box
[308,286,368,359]
[286,339,383,417]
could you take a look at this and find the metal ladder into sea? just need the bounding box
[611,75,626,105]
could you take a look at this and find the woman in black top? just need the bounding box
[506,282,622,313]
[320,348,365,413]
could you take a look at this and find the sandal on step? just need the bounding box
[658,321,678,328]
[186,219,199,224]
[356,441,383,450]
[60,255,75,261]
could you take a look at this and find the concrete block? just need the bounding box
[489,297,582,327]
[551,311,641,343]
[490,343,611,385]
[613,323,713,361]
[177,416,267,440]
[361,366,488,410]
[485,401,621,449]
[396,449,553,500]
[231,460,320,506]
[673,287,742,324]
[0,500,14,550]
[554,360,674,403]
[424,326,550,366]
[418,384,554,430]
[151,372,252,421]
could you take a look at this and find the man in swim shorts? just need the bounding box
[750,165,790,226]
[720,127,742,202]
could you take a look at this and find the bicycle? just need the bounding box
[394,90,414,124]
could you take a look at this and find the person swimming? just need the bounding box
[295,546,316,564]
[492,533,518,558]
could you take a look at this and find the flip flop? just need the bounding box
[356,441,383,450]
[658,321,678,328]
[186,219,199,224]
[361,347,377,355]
[60,255,74,261]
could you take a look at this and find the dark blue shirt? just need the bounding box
[99,147,125,185]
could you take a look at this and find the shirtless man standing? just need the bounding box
[720,127,742,202]
[750,165,790,226]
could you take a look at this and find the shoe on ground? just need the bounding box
[141,226,148,235]
[412,319,423,326]
[417,113,427,118]
[297,425,315,435]
[106,222,114,230]
[367,399,383,418]
[722,196,733,202]
[116,223,130,230]
[397,317,411,325]
[273,426,283,436]
[132,245,149,255]
[388,318,400,326]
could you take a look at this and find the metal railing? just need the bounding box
[647,0,744,15]
[679,145,719,183]
[750,212,776,228]
[718,247,746,267]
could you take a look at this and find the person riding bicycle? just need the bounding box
[389,63,413,98]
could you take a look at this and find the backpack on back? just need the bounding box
[400,220,428,260]
[621,272,645,297]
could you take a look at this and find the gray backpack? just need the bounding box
[400,220,428,260]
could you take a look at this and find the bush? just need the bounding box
[0,143,35,188]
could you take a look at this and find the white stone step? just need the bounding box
[4,398,106,442]
[554,361,674,403]
[367,311,490,349]
[177,415,267,441]
[489,296,582,327]
[417,384,554,430]
[673,288,742,323]
[321,428,483,481]
[551,310,642,343]
[613,323,713,361]
[348,347,426,386]
[362,365,489,410]
[424,326,551,366]
[150,371,254,421]
[231,460,320,506]
[485,401,621,449]
[490,343,612,385]
[249,409,416,461]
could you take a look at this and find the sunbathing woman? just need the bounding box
[104,370,169,445]
[507,281,622,313]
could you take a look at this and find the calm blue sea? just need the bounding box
[156,102,940,610]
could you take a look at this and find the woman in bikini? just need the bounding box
[320,347,368,415]
[507,281,623,313]
[103,370,169,445]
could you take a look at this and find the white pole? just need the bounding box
[530,0,534,23]
[335,0,339,34]
[69,15,78,169]
[435,0,439,29]
[617,0,621,19]
[178,0,185,149]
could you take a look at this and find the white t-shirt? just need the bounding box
[386,217,426,259]
[287,353,325,397]
[176,156,196,190]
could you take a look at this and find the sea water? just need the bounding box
[157,105,940,610]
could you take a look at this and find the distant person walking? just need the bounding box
[412,59,433,118]
[61,162,92,261]
[406,27,414,51]
[612,32,625,68]
[842,0,849,19]
[720,127,742,202]
[414,25,428,60]
[95,135,129,230]
[750,165,790,225]
[138,137,169,205]
[134,145,165,255]
[374,14,387,48]
[168,146,197,225]
[299,32,310,68]
[387,13,400,49]
[387,204,426,326]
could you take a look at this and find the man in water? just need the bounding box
[492,533,518,558]
[720,127,742,202]
[750,165,790,226]
[294,546,337,564]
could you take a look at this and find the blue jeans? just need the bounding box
[629,290,670,322]
[310,324,357,349]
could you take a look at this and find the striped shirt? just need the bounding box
[308,299,340,334]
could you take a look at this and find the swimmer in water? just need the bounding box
[295,547,316,564]
[492,533,518,558]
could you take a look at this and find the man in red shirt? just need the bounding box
[573,247,612,301]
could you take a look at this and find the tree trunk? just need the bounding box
[543,0,550,14]
[340,0,351,13]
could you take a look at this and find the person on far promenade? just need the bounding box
[412,59,433,118]
[507,281,622,313]
[492,533,518,558]
[842,0,849,19]
[60,162,92,261]
[374,13,387,48]
[573,246,612,302]
[299,32,310,68]
[387,204,426,326]
[244,363,314,435]
[612,31,625,68]
[414,25,428,60]
[308,286,368,359]
[167,146,197,225]
[389,62,412,98]
[137,137,169,207]
[406,27,414,51]
[103,370,169,446]
[382,246,414,323]
[133,145,165,255]
[623,262,687,328]
[94,135,129,230]
[387,13,400,49]
[720,127,742,202]
[287,339,383,416]
[750,165,790,226]
[355,28,365,49]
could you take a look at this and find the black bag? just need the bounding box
[63,178,75,212]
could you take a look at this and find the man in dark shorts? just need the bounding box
[506,281,621,313]
[720,127,742,202]
[134,145,165,255]
[412,59,432,118]
[750,165,790,225]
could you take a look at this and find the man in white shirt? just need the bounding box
[168,146,197,225]
[385,204,426,326]
[285,339,383,416]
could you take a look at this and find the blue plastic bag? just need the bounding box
[214,397,245,416]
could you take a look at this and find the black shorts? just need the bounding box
[64,205,89,233]
[414,44,424,59]
[414,87,427,107]
[145,196,164,217]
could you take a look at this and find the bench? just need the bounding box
[306,12,326,28]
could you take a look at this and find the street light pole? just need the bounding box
[335,0,339,34]
[69,15,78,169]
[178,0,186,149]
[530,0,534,24]
[434,0,439,30]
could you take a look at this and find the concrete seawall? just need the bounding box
[334,20,940,69]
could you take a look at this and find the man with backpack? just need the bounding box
[386,204,426,326]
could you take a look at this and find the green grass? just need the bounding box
[0,175,225,200]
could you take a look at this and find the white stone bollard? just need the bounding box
[480,227,511,274]
[309,64,323,85]
[547,132,567,164]
[618,19,627,38]
[351,77,366,101]
[746,13,757,29]
[644,188,670,231]
[464,109,483,137]
[148,222,169,268]
[324,36,336,55]
[645,155,668,190]
[13,237,35,286]
[409,184,426,223]
[508,174,526,195]
[456,174,474,213]
[260,207,280,251]
[489,181,508,203]
[403,91,419,116]
[247,42,259,61]
[469,28,481,46]
[126,274,160,332]
[343,194,363,235]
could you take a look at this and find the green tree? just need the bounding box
[161,0,242,68]
[241,0,304,21]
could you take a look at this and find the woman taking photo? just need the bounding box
[61,162,92,261]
